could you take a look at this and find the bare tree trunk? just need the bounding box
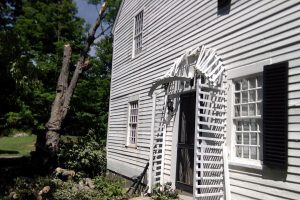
[45,44,71,154]
[36,2,107,163]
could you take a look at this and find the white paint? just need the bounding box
[107,0,300,199]
[227,59,270,80]
[148,92,156,191]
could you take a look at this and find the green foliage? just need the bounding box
[9,176,56,200]
[50,178,98,200]
[0,0,85,134]
[93,176,125,199]
[86,0,121,25]
[0,0,22,29]
[94,36,113,75]
[151,182,178,200]
[65,67,111,137]
[0,0,122,140]
[4,175,125,200]
[58,132,106,176]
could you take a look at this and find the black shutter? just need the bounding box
[263,62,288,168]
[218,0,231,10]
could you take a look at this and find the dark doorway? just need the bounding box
[176,92,196,193]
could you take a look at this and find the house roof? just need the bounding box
[112,0,125,34]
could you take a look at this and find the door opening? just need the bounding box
[176,92,196,193]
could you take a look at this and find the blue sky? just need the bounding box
[74,0,100,55]
[75,0,99,26]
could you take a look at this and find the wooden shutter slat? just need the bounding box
[263,62,288,169]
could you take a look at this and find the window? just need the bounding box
[127,101,139,146]
[133,11,143,57]
[233,75,263,162]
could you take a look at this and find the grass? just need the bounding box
[0,135,36,156]
[0,135,79,157]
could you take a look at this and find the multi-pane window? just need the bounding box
[133,11,143,56]
[234,75,262,161]
[128,101,138,145]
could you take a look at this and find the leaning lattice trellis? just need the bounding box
[194,77,227,200]
[149,90,167,190]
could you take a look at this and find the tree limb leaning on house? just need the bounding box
[35,2,107,167]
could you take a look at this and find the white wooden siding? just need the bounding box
[107,0,300,198]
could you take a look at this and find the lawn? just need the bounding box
[0,135,36,156]
[0,135,78,157]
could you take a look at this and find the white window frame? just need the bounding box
[127,100,139,147]
[230,73,263,167]
[132,10,143,58]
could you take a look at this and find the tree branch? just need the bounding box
[58,44,71,92]
[46,44,72,131]
[95,24,111,39]
[62,2,107,119]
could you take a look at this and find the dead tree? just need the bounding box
[36,2,107,161]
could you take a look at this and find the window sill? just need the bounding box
[233,116,261,120]
[229,160,262,171]
[125,144,137,149]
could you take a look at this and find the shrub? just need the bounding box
[4,176,125,200]
[151,182,178,200]
[5,176,56,200]
[51,178,99,200]
[58,131,106,177]
[93,176,125,199]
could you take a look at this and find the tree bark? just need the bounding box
[36,2,107,163]
[45,44,71,154]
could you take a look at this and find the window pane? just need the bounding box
[257,122,261,132]
[134,11,143,56]
[249,104,256,116]
[242,79,248,90]
[237,121,242,131]
[250,147,257,159]
[235,105,240,117]
[233,75,262,161]
[257,103,262,115]
[250,133,257,145]
[243,133,249,144]
[236,133,242,144]
[236,146,242,158]
[235,82,241,91]
[249,90,256,102]
[129,102,138,145]
[235,93,240,104]
[250,120,257,131]
[242,105,248,116]
[242,91,248,103]
[257,89,262,101]
[257,76,262,87]
[249,78,256,88]
[243,146,249,158]
[243,121,249,131]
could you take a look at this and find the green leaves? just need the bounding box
[152,183,178,200]
[0,0,85,134]
[58,132,106,176]
[0,0,122,139]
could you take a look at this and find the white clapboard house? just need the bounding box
[107,0,300,199]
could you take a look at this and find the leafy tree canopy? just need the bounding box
[0,0,121,139]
